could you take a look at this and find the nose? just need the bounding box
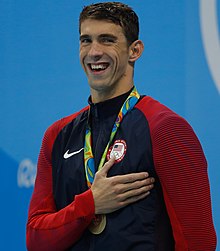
[88,42,103,59]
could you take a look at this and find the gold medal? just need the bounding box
[88,214,106,234]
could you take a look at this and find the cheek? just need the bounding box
[79,46,87,62]
[79,53,87,72]
[79,50,84,63]
[116,52,129,69]
[114,46,129,63]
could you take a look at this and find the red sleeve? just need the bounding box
[136,97,217,251]
[26,110,95,251]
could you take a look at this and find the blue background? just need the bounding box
[0,0,219,250]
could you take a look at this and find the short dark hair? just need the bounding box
[79,2,139,45]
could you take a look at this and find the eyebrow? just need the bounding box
[80,34,118,41]
[99,34,117,40]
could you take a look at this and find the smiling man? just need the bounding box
[26,2,216,251]
[79,18,142,103]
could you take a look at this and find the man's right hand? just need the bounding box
[91,157,155,214]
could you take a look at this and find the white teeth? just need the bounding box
[90,64,107,70]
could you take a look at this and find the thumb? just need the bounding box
[99,156,116,176]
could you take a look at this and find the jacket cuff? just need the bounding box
[74,189,95,223]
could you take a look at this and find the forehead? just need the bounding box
[80,19,125,37]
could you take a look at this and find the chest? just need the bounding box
[52,109,155,209]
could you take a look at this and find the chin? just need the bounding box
[89,81,112,91]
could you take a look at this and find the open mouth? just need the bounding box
[88,63,110,73]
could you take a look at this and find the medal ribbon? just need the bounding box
[84,86,140,188]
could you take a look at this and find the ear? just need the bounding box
[128,40,144,63]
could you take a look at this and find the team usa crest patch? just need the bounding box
[107,139,127,163]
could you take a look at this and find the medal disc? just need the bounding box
[88,214,106,234]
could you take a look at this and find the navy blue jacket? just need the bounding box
[52,92,174,250]
[27,91,216,251]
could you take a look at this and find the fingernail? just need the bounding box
[145,172,149,177]
[110,156,115,161]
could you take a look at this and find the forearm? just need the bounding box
[26,189,95,251]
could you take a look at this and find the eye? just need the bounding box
[100,37,116,44]
[80,36,91,44]
[102,38,113,43]
[81,38,91,44]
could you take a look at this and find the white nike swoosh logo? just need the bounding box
[63,148,84,159]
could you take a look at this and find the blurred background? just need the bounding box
[0,0,219,250]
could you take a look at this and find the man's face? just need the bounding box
[80,19,132,97]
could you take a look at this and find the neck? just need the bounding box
[91,82,134,103]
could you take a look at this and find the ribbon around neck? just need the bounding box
[84,86,140,188]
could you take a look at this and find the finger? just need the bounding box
[118,191,151,208]
[113,178,154,197]
[115,178,155,194]
[99,156,116,175]
[120,184,153,202]
[113,172,150,184]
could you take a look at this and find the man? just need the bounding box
[26,2,216,250]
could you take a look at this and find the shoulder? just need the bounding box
[135,96,184,127]
[136,96,205,159]
[136,96,199,142]
[43,106,89,145]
